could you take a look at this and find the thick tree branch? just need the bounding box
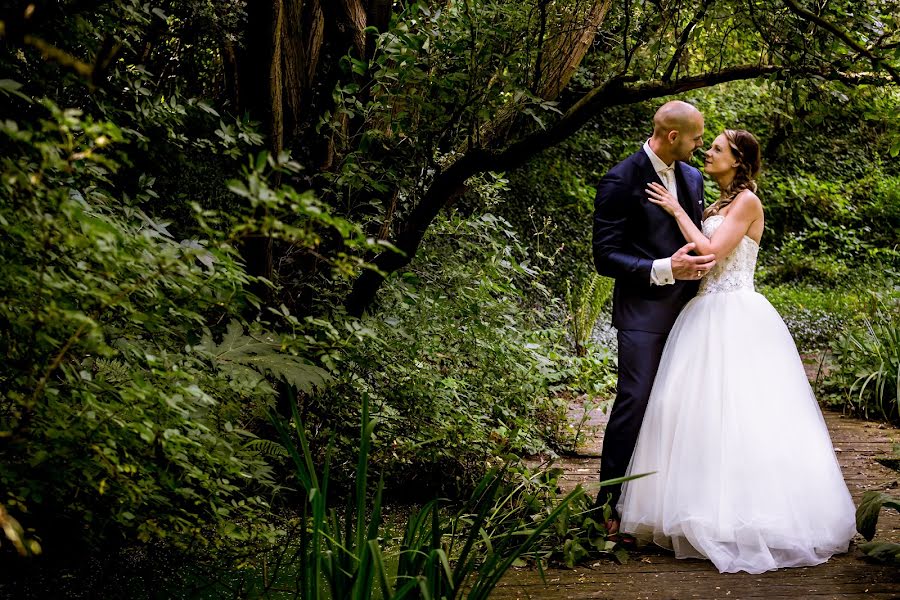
[485,64,782,173]
[19,33,94,79]
[345,62,894,316]
[781,0,900,83]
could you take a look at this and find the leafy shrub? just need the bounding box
[302,212,606,495]
[474,462,628,568]
[495,128,613,300]
[0,99,350,551]
[566,273,614,357]
[759,232,851,285]
[759,283,868,351]
[759,169,900,285]
[826,293,900,421]
[856,490,900,564]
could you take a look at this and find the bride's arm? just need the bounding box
[646,183,762,258]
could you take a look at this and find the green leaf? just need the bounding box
[201,320,329,392]
[197,101,220,117]
[0,80,31,105]
[0,79,23,93]
[226,179,249,198]
[856,490,900,541]
[858,540,900,563]
[244,438,290,458]
[613,548,630,564]
[890,139,900,158]
[255,151,268,172]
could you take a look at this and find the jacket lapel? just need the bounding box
[675,162,703,225]
[634,149,661,185]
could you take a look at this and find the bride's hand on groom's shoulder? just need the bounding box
[646,182,682,216]
[672,243,716,280]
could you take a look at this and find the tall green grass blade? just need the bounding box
[451,468,505,590]
[356,394,374,560]
[369,540,392,600]
[391,578,421,599]
[416,577,434,600]
[467,486,585,599]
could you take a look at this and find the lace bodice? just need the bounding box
[696,215,759,296]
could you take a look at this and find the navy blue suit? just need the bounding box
[592,148,704,515]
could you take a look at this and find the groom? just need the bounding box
[592,100,714,534]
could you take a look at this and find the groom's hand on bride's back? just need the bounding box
[671,242,716,280]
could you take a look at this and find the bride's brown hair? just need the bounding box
[703,129,761,219]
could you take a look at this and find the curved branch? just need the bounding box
[351,62,879,315]
[781,0,900,83]
[20,34,94,79]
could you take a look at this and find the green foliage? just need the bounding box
[305,212,593,493]
[495,127,613,301]
[758,170,900,285]
[473,463,631,569]
[266,392,584,600]
[319,0,567,229]
[0,97,359,551]
[856,490,900,564]
[199,319,329,394]
[566,273,614,357]
[826,293,900,421]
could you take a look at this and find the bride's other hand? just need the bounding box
[646,182,681,216]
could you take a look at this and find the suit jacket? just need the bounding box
[592,148,705,334]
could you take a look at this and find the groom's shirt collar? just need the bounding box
[643,140,673,173]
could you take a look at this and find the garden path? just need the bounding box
[495,356,900,599]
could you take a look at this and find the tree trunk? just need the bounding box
[478,0,612,153]
[282,0,325,137]
[235,0,279,291]
[534,0,613,100]
[237,0,326,291]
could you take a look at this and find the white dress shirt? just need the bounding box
[643,141,677,286]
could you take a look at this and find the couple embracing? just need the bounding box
[591,101,857,574]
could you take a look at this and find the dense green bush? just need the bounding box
[825,292,900,421]
[300,211,612,496]
[0,99,356,551]
[495,115,649,301]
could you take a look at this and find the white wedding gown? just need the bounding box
[617,215,857,574]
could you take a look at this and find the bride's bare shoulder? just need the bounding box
[733,189,763,216]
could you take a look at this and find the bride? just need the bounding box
[617,129,857,574]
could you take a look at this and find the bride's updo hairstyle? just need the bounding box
[704,129,761,219]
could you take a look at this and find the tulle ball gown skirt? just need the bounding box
[618,288,857,574]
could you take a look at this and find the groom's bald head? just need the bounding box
[649,100,705,163]
[653,101,703,136]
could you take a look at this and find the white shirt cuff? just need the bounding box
[650,257,675,285]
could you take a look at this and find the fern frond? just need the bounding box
[567,273,614,353]
[245,438,290,459]
[200,320,330,392]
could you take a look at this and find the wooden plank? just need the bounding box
[502,401,900,599]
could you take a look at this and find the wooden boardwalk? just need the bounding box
[496,393,900,599]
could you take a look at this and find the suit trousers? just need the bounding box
[597,328,669,517]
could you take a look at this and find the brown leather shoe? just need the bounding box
[605,519,637,547]
[605,517,620,535]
